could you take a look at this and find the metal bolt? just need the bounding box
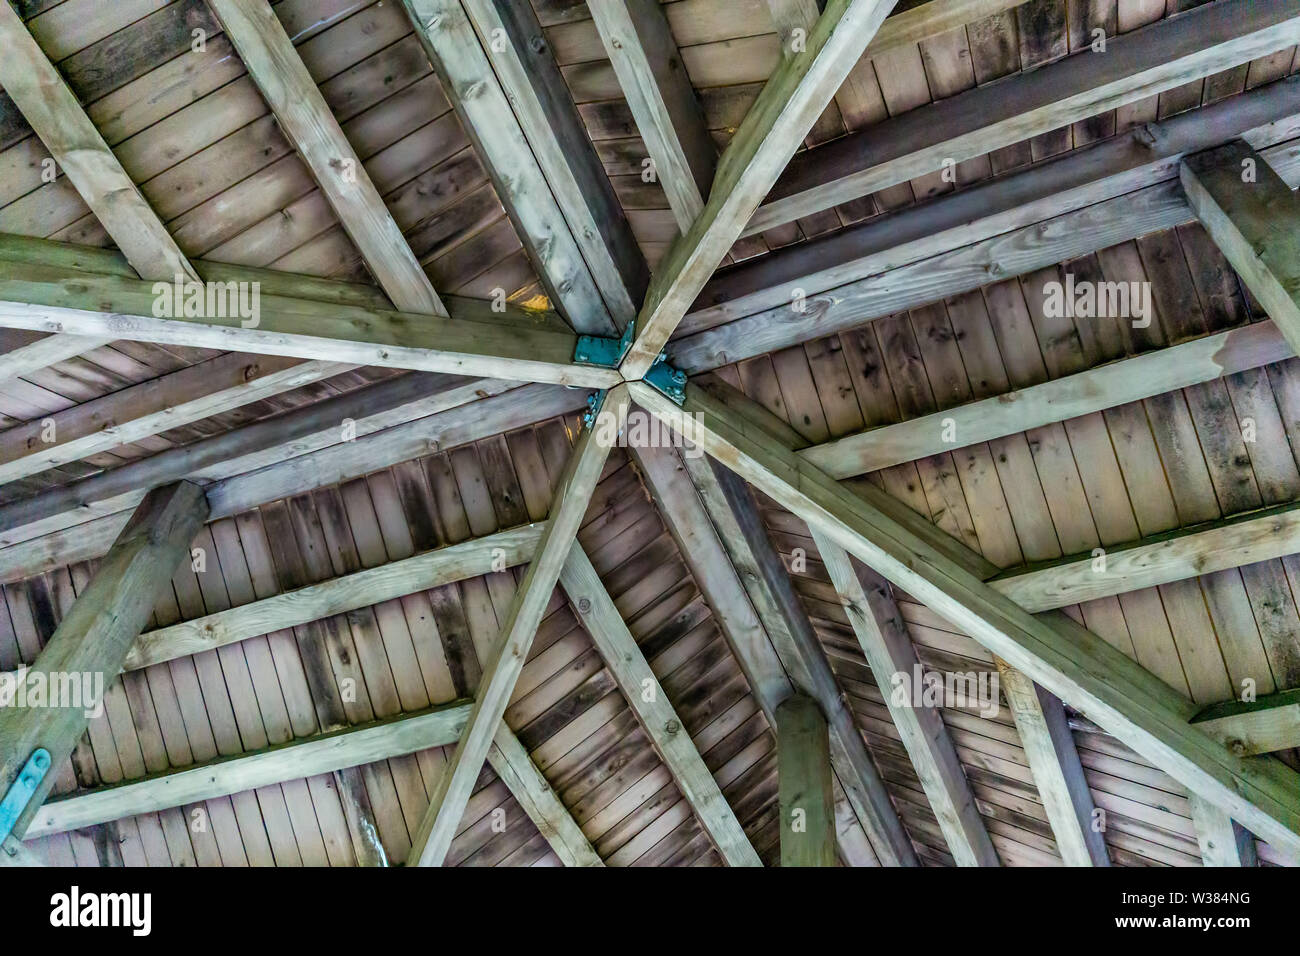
[577,597,592,614]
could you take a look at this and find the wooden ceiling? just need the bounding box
[1,0,1299,868]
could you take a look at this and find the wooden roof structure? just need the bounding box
[0,0,1298,868]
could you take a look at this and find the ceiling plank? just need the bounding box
[619,0,898,379]
[629,379,1300,857]
[814,533,999,866]
[994,658,1110,865]
[588,0,716,233]
[559,543,762,866]
[751,0,1300,234]
[206,0,446,316]
[0,334,106,388]
[406,386,630,866]
[1181,138,1300,359]
[0,482,209,842]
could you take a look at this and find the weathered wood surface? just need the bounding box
[206,0,446,316]
[1181,138,1300,360]
[620,0,898,378]
[0,482,209,840]
[776,694,835,867]
[630,380,1300,857]
[407,386,630,865]
[1193,688,1300,757]
[815,533,999,866]
[994,658,1110,866]
[751,0,1300,233]
[24,700,473,839]
[560,542,761,866]
[1188,794,1258,867]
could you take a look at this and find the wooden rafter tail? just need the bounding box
[627,379,1300,858]
[619,0,900,380]
[749,0,1300,235]
[560,543,762,866]
[406,386,631,866]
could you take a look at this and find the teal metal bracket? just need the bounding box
[644,353,687,405]
[573,320,635,368]
[581,389,607,430]
[0,748,51,844]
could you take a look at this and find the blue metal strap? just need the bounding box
[0,748,51,843]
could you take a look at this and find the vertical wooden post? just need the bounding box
[1189,794,1259,867]
[777,694,836,867]
[0,481,208,841]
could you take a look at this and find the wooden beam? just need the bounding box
[486,726,604,867]
[619,0,898,379]
[1182,138,1300,359]
[206,0,445,316]
[670,128,1300,374]
[559,543,761,866]
[991,501,1300,613]
[629,380,1300,856]
[126,524,542,671]
[994,658,1110,866]
[0,353,350,485]
[0,3,195,283]
[776,694,836,867]
[21,700,472,839]
[802,322,1293,480]
[588,0,716,233]
[688,454,917,865]
[401,0,625,335]
[751,0,1300,234]
[0,371,513,549]
[463,0,648,326]
[407,386,630,866]
[0,263,617,388]
[629,443,888,866]
[694,75,1300,327]
[0,482,208,841]
[1188,794,1258,867]
[0,382,587,583]
[1193,688,1300,757]
[0,333,108,387]
[813,533,999,866]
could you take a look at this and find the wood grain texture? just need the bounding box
[776,694,835,866]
